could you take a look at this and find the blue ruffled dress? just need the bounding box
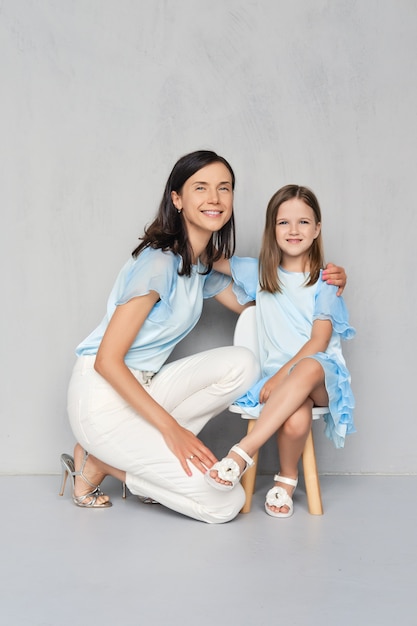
[231,257,356,449]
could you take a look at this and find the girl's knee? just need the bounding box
[295,357,324,381]
[281,410,311,439]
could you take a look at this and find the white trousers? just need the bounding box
[67,346,259,523]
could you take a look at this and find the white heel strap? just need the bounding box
[231,445,254,468]
[273,474,298,487]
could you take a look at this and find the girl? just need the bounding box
[207,185,355,518]
[62,153,347,524]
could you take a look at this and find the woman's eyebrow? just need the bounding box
[191,180,232,186]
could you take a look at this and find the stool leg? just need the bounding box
[302,427,323,515]
[240,419,258,513]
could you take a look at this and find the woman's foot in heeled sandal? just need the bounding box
[205,444,254,491]
[59,446,112,508]
[122,483,158,505]
[265,474,298,518]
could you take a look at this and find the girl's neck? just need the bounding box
[280,254,310,273]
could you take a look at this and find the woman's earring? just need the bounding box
[177,209,181,214]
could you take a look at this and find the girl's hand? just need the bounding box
[259,370,285,404]
[163,425,218,476]
[259,380,274,404]
[322,263,347,296]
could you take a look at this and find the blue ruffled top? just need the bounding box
[76,247,231,372]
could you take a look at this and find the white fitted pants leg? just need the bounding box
[67,346,259,523]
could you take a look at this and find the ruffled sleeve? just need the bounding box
[113,248,178,321]
[230,256,259,305]
[203,270,232,299]
[313,273,356,340]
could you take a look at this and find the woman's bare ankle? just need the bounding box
[73,445,109,502]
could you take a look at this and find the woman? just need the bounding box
[61,151,346,523]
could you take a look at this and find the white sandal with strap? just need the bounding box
[205,445,254,491]
[265,474,298,518]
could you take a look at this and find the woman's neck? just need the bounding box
[188,231,212,265]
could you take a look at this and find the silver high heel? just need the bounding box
[59,451,112,508]
[121,482,158,504]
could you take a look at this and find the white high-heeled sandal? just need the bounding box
[205,445,254,491]
[265,474,298,518]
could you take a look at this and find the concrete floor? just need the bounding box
[1,473,416,626]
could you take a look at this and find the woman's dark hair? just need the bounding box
[132,150,236,276]
[259,184,324,293]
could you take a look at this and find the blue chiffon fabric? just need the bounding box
[76,247,231,372]
[230,257,356,449]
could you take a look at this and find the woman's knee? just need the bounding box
[199,485,246,524]
[229,346,260,390]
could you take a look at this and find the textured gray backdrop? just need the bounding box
[1,0,415,475]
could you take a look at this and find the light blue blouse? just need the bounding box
[76,247,231,372]
[230,256,356,448]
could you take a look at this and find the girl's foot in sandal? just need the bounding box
[265,474,298,518]
[205,444,254,491]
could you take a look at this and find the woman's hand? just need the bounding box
[163,424,218,476]
[322,263,347,296]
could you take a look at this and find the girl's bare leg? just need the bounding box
[73,443,126,505]
[209,358,328,487]
[266,401,312,514]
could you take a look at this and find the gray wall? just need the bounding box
[1,0,415,475]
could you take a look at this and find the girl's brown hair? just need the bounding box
[259,185,324,293]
